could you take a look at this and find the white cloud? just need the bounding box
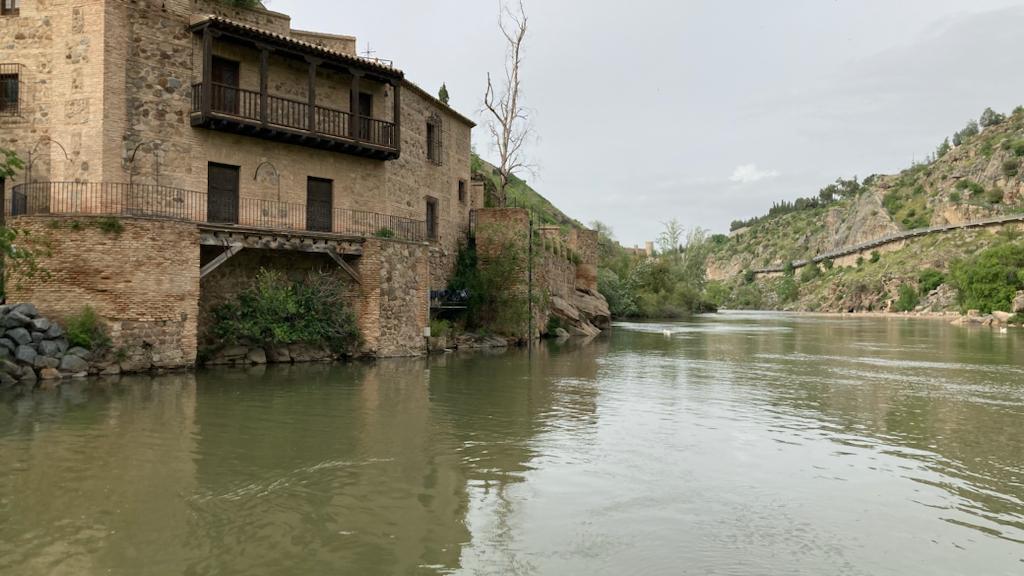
[729,164,780,184]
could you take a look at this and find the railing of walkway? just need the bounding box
[9,181,427,243]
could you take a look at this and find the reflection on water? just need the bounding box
[1,313,1023,575]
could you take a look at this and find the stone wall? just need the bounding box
[356,238,429,357]
[6,216,200,370]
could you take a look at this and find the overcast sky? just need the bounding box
[272,0,1024,246]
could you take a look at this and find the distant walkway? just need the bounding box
[753,213,1024,275]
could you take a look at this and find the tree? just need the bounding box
[953,120,979,146]
[936,137,951,159]
[438,83,450,105]
[980,107,1006,128]
[657,218,683,257]
[0,149,48,295]
[483,0,532,206]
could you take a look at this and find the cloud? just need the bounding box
[729,164,780,184]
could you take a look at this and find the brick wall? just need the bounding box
[356,238,429,357]
[6,216,200,370]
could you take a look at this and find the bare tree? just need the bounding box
[483,0,532,206]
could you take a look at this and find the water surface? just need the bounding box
[1,312,1023,575]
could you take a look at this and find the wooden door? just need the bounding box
[306,177,333,233]
[207,163,239,224]
[425,196,438,241]
[357,92,373,140]
[211,57,240,115]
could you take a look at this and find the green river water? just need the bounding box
[1,312,1022,575]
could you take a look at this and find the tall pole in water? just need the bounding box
[527,207,533,350]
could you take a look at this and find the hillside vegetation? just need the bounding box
[706,106,1024,315]
[472,154,579,228]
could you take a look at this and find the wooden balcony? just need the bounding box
[191,82,399,160]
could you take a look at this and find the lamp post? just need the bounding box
[128,140,163,189]
[26,136,70,184]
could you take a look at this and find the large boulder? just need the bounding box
[34,356,60,370]
[6,327,31,346]
[2,310,32,328]
[30,318,51,332]
[45,324,64,339]
[574,289,611,330]
[38,340,62,358]
[39,368,61,381]
[247,348,268,365]
[0,338,15,352]
[59,355,89,373]
[549,295,580,323]
[1014,291,1024,314]
[14,345,37,365]
[11,303,38,318]
[267,346,292,364]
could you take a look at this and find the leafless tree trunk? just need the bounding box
[483,0,532,206]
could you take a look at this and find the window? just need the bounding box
[1,0,19,16]
[426,114,443,165]
[306,177,333,233]
[425,196,438,241]
[207,163,240,224]
[0,73,18,116]
[458,180,467,204]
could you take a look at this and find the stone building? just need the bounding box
[0,0,479,367]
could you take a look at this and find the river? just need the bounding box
[1,312,1022,575]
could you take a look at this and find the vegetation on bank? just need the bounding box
[595,219,717,319]
[446,232,531,338]
[473,154,578,228]
[0,149,50,298]
[212,269,361,354]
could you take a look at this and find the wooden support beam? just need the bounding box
[200,244,244,278]
[350,71,362,144]
[326,251,362,285]
[258,44,270,126]
[391,80,401,154]
[307,56,321,134]
[201,26,213,117]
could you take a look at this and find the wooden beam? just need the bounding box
[258,45,270,126]
[350,71,362,144]
[307,56,321,134]
[200,244,243,278]
[201,26,213,117]
[391,80,402,155]
[326,251,362,284]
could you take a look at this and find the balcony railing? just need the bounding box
[191,82,398,155]
[9,182,426,242]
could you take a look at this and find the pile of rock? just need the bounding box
[0,304,95,386]
[204,343,339,366]
[951,309,1018,328]
[549,287,612,338]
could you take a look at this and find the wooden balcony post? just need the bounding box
[201,26,213,117]
[391,80,402,152]
[306,56,321,134]
[259,44,269,126]
[349,70,362,144]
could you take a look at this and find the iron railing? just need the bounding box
[9,181,427,242]
[191,82,397,150]
[0,62,22,117]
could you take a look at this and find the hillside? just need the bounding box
[471,155,580,228]
[708,107,1024,314]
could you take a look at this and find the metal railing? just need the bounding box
[191,82,397,150]
[9,181,427,242]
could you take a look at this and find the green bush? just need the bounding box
[918,269,947,295]
[956,179,985,197]
[776,277,798,304]
[949,191,962,203]
[783,260,795,277]
[822,259,834,271]
[213,269,361,353]
[1002,160,1020,178]
[598,268,638,318]
[893,284,920,312]
[66,306,110,350]
[545,315,564,335]
[856,256,865,267]
[950,242,1024,313]
[430,318,452,339]
[870,251,881,264]
[374,228,396,239]
[799,263,820,284]
[986,187,1004,204]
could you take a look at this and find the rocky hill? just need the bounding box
[471,155,579,228]
[708,107,1024,313]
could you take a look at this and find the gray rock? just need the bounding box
[0,347,9,361]
[55,338,69,354]
[59,355,89,373]
[1,359,20,376]
[34,356,60,369]
[30,318,51,332]
[31,332,45,344]
[15,345,37,365]
[0,305,9,316]
[99,364,122,376]
[19,366,37,383]
[6,328,31,346]
[0,371,17,387]
[67,347,91,360]
[45,324,64,339]
[993,311,1013,323]
[247,348,267,365]
[2,311,32,328]
[554,328,571,339]
[38,340,61,358]
[11,303,38,318]
[267,346,292,363]
[1014,291,1024,314]
[0,338,15,352]
[221,346,249,359]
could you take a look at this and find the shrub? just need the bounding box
[213,269,361,353]
[986,187,1004,204]
[893,284,920,312]
[1002,160,1020,178]
[799,263,820,284]
[918,269,947,295]
[955,179,985,197]
[1013,140,1024,158]
[783,260,795,277]
[950,242,1024,313]
[66,306,110,350]
[856,256,865,267]
[597,268,638,317]
[96,217,125,235]
[870,251,881,264]
[545,315,564,335]
[953,120,980,146]
[949,191,962,203]
[776,277,798,304]
[743,269,756,284]
[823,259,834,271]
[430,318,452,339]
[374,228,395,238]
[980,107,1006,128]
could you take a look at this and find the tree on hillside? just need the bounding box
[953,120,979,146]
[483,0,532,206]
[936,138,951,159]
[980,107,1006,128]
[657,219,684,257]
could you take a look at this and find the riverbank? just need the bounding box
[720,308,1022,328]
